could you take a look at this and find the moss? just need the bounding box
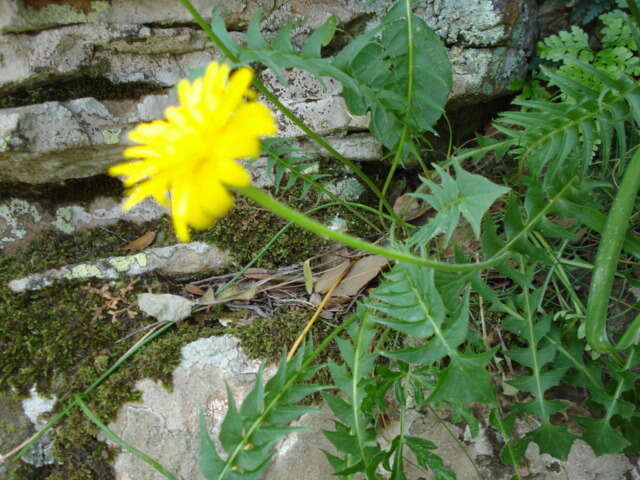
[0,169,378,477]
[233,309,338,393]
[193,195,330,269]
[0,76,164,109]
[0,221,222,479]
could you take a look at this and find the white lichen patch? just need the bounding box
[328,215,349,233]
[52,199,165,235]
[0,199,42,245]
[51,206,76,234]
[66,264,103,279]
[102,128,122,145]
[325,178,365,202]
[109,253,148,272]
[22,387,56,427]
[9,243,231,292]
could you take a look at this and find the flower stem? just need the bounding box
[239,186,505,272]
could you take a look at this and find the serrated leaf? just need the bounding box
[240,365,265,419]
[385,291,469,364]
[410,164,509,247]
[406,436,455,480]
[324,427,361,456]
[199,410,224,479]
[428,349,497,404]
[302,16,337,57]
[577,416,631,455]
[219,384,243,452]
[507,367,568,395]
[266,404,321,424]
[522,424,577,460]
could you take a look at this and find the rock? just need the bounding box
[0,23,217,95]
[0,195,165,253]
[264,410,336,480]
[0,0,537,185]
[565,440,633,480]
[108,335,273,480]
[419,0,537,107]
[0,94,171,184]
[19,388,57,468]
[0,0,272,34]
[137,293,194,323]
[8,242,231,292]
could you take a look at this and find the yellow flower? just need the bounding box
[109,62,277,242]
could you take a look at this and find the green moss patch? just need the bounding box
[0,222,222,479]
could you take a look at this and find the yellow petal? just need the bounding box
[176,79,192,108]
[218,67,253,118]
[123,146,162,159]
[215,159,251,188]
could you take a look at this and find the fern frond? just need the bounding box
[495,63,640,182]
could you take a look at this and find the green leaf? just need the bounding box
[219,384,243,452]
[428,349,497,404]
[406,436,455,480]
[410,164,509,247]
[521,424,577,460]
[302,16,337,58]
[199,410,224,479]
[577,417,631,455]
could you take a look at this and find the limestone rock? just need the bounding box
[137,293,194,323]
[0,0,537,184]
[108,335,272,480]
[0,196,165,253]
[0,94,171,184]
[8,242,231,292]
[0,0,272,34]
[0,23,218,95]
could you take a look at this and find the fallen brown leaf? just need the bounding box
[120,231,156,251]
[184,283,206,296]
[332,255,388,297]
[393,194,430,221]
[314,260,351,294]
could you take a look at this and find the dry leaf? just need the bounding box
[184,284,206,296]
[196,287,216,305]
[314,260,351,294]
[303,259,314,295]
[393,195,429,221]
[332,255,388,297]
[120,231,156,251]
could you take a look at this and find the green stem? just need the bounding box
[379,0,415,221]
[76,396,180,480]
[586,148,640,353]
[177,0,404,223]
[266,147,383,234]
[239,186,508,272]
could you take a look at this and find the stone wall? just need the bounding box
[0,0,537,185]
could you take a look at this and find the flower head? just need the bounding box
[109,62,277,242]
